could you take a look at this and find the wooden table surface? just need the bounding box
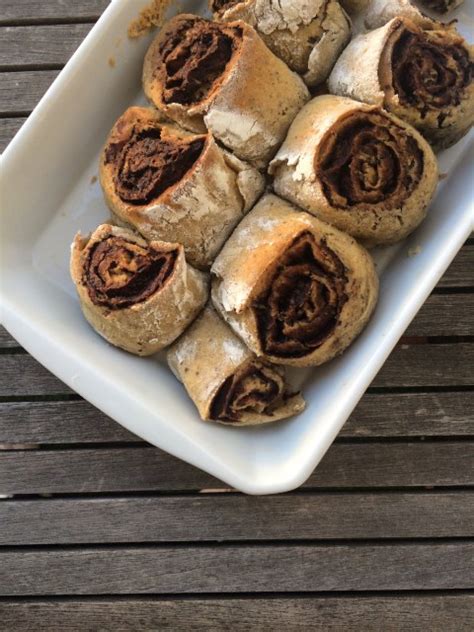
[1,1,473,629]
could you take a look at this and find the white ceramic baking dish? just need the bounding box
[1,0,473,494]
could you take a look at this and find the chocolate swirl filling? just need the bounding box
[253,232,347,358]
[317,111,423,209]
[105,126,205,206]
[156,17,242,105]
[384,23,473,116]
[210,360,285,421]
[211,0,241,13]
[85,237,178,309]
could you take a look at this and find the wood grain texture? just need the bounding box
[437,245,474,288]
[1,1,110,23]
[1,391,473,445]
[1,343,472,397]
[1,595,473,632]
[0,117,26,151]
[0,24,93,67]
[1,543,473,595]
[1,492,473,544]
[0,70,59,113]
[1,442,473,494]
[405,294,474,337]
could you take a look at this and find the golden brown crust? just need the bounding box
[168,305,305,424]
[143,14,310,167]
[70,224,208,355]
[270,95,438,246]
[100,106,264,269]
[211,194,378,367]
[328,17,474,150]
[210,0,351,87]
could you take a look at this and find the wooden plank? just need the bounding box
[1,492,473,545]
[0,1,109,23]
[0,24,93,67]
[438,245,474,288]
[1,343,473,397]
[1,391,473,445]
[0,399,138,444]
[1,543,473,595]
[125,342,474,390]
[346,391,474,438]
[0,70,59,114]
[405,294,474,337]
[1,442,472,494]
[1,595,473,632]
[0,327,20,349]
[372,343,474,388]
[0,117,26,152]
[0,354,73,396]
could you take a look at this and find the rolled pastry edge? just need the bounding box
[70,224,208,355]
[211,194,379,367]
[168,306,305,425]
[100,106,265,269]
[270,95,438,246]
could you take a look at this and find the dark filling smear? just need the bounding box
[253,232,348,358]
[210,362,283,422]
[391,28,473,113]
[211,0,242,13]
[85,236,177,309]
[105,126,204,205]
[156,18,242,105]
[318,112,423,209]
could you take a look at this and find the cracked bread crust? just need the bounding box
[328,17,474,150]
[70,224,209,356]
[211,194,378,367]
[168,305,305,424]
[142,14,310,167]
[269,95,438,247]
[100,106,265,270]
[210,0,351,87]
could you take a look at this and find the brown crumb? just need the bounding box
[199,488,234,493]
[407,245,422,257]
[90,175,98,185]
[439,172,448,181]
[108,56,116,68]
[128,0,174,39]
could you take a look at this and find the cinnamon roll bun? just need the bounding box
[168,306,305,425]
[100,107,264,269]
[270,95,438,245]
[70,224,208,355]
[210,0,351,87]
[211,194,378,367]
[328,17,474,149]
[142,14,309,167]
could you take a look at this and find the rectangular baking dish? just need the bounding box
[1,0,473,494]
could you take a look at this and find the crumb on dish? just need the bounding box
[108,56,116,68]
[90,175,98,185]
[408,245,422,257]
[128,0,174,39]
